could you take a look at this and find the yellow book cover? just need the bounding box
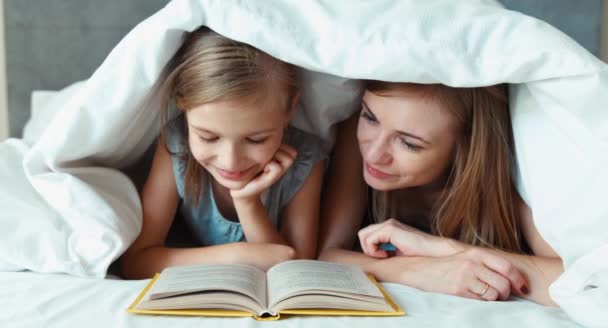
[127,260,405,321]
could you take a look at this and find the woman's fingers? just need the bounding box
[461,290,485,301]
[475,249,528,294]
[467,278,500,301]
[358,223,381,255]
[474,266,511,301]
[358,223,390,258]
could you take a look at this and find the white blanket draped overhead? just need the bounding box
[1,0,606,326]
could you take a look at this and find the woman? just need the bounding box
[318,81,563,305]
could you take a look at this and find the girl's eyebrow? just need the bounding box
[361,101,431,145]
[190,124,276,136]
[189,125,217,134]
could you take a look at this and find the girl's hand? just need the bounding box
[359,218,462,258]
[230,144,297,200]
[386,249,529,301]
[230,243,296,271]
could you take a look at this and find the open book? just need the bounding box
[128,260,404,320]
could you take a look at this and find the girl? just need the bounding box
[318,81,563,305]
[121,27,325,279]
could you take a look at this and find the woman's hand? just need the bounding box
[380,248,529,301]
[230,144,297,201]
[359,218,462,258]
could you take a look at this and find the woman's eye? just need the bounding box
[400,138,422,152]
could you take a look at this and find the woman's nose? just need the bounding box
[366,137,392,166]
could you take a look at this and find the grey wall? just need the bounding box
[5,0,170,137]
[499,0,602,56]
[4,0,604,137]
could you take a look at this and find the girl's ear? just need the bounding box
[286,91,301,121]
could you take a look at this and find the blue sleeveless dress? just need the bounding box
[165,117,325,246]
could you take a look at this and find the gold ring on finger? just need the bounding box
[477,283,490,297]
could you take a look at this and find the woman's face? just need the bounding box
[357,90,460,191]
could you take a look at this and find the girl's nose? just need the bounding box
[217,143,240,170]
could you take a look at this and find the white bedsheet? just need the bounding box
[0,272,580,328]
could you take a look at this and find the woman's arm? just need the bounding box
[357,206,563,305]
[483,249,562,305]
[320,247,527,301]
[445,201,563,305]
[120,143,295,279]
[318,113,368,253]
[485,201,563,305]
[280,161,325,259]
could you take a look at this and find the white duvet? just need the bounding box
[0,0,607,326]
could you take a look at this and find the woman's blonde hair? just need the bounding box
[367,81,526,253]
[158,27,297,204]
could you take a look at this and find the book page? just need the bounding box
[145,263,267,307]
[266,260,384,308]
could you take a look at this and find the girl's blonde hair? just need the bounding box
[158,27,297,204]
[367,81,526,253]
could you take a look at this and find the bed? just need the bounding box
[2,1,606,327]
[0,271,579,327]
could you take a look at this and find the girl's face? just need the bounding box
[357,90,459,191]
[186,97,291,190]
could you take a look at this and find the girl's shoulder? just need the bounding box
[283,125,327,164]
[163,115,188,154]
[267,126,326,212]
[161,115,193,198]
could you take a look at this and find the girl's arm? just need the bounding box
[120,143,295,279]
[232,199,288,245]
[231,144,298,245]
[318,113,368,254]
[234,159,325,259]
[279,161,325,259]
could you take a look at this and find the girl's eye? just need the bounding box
[360,110,378,124]
[199,135,218,143]
[247,137,268,144]
[400,138,422,152]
